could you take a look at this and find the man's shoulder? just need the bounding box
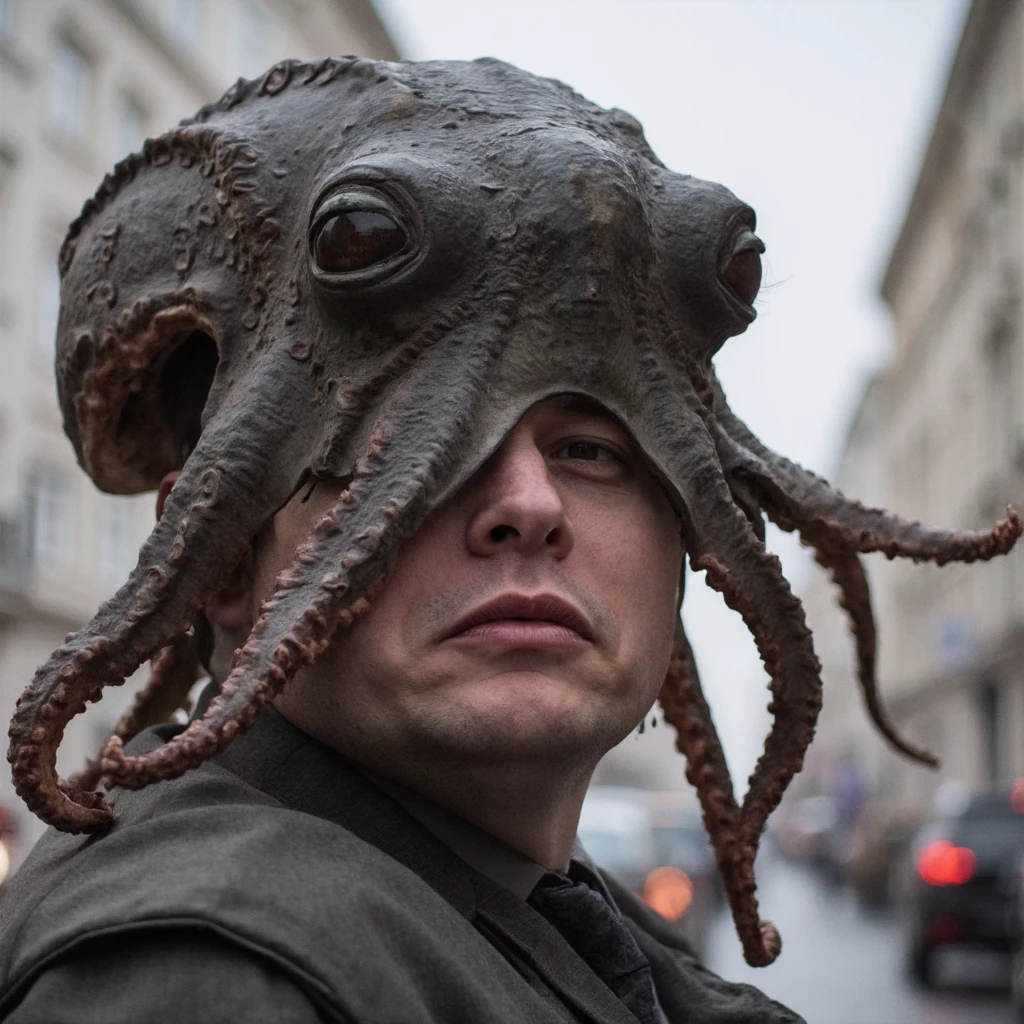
[2,743,424,919]
[0,747,477,1021]
[4,926,330,1024]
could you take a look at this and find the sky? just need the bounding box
[373,0,969,784]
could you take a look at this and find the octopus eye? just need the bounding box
[722,231,765,307]
[313,210,407,274]
[309,188,414,281]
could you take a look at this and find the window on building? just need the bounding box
[166,0,203,52]
[0,144,15,212]
[114,95,147,162]
[901,431,930,521]
[987,323,1015,469]
[37,245,61,354]
[978,679,1000,785]
[50,38,93,140]
[97,493,139,583]
[0,0,16,43]
[26,465,70,567]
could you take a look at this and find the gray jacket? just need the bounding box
[0,711,803,1024]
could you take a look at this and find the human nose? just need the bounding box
[465,441,575,559]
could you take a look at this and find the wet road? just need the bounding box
[704,854,1016,1024]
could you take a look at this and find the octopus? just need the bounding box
[7,57,1020,968]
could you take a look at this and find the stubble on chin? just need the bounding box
[394,676,636,768]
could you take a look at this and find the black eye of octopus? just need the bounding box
[722,232,765,307]
[312,206,408,274]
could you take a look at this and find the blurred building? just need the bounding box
[0,0,397,855]
[807,0,1024,809]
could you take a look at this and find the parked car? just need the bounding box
[645,792,721,956]
[900,784,1024,988]
[776,795,839,867]
[843,799,923,908]
[578,786,718,958]
[1010,855,1024,1020]
[578,787,659,895]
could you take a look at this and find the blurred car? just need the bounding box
[645,792,720,956]
[578,786,718,958]
[900,783,1024,988]
[843,799,923,908]
[1010,855,1024,1020]
[776,795,839,866]
[648,804,719,899]
[578,787,659,895]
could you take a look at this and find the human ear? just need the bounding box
[204,565,253,633]
[156,470,180,521]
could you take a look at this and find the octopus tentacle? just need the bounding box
[724,471,766,544]
[711,371,1021,564]
[8,358,321,833]
[808,539,938,767]
[667,403,823,846]
[692,536,821,854]
[100,448,387,788]
[659,622,781,967]
[101,323,505,789]
[313,299,475,475]
[643,367,821,965]
[70,634,202,792]
[734,465,940,767]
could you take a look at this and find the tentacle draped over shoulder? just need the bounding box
[8,55,1019,967]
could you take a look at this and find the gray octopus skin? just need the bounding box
[7,56,1020,968]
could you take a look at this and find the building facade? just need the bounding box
[0,0,397,857]
[807,0,1024,808]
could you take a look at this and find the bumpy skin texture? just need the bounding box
[7,57,1020,967]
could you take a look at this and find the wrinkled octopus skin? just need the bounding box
[7,56,1020,968]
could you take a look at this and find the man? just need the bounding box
[2,54,1016,1023]
[0,397,801,1021]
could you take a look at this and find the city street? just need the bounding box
[705,855,1016,1024]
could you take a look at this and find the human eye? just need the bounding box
[550,440,624,464]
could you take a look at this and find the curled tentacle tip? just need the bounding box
[744,921,782,967]
[1005,505,1022,538]
[906,745,941,770]
[50,781,114,834]
[99,734,127,781]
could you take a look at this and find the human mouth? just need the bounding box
[444,593,593,647]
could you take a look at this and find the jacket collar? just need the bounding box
[213,708,640,1024]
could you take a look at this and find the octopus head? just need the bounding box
[8,57,1019,967]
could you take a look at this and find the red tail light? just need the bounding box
[917,840,976,886]
[1011,778,1024,814]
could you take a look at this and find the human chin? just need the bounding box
[407,667,623,762]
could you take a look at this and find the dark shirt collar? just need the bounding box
[354,762,617,906]
[353,763,551,900]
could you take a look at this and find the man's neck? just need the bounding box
[271,698,602,870]
[385,761,594,870]
[326,741,594,870]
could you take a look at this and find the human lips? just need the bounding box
[444,593,594,646]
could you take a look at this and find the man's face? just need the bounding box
[264,396,683,775]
